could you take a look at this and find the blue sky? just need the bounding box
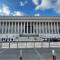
[0,0,60,16]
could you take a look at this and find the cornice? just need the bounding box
[0,16,60,20]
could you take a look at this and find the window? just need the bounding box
[6,22,8,33]
[32,22,33,33]
[19,22,21,34]
[22,22,24,33]
[13,22,15,33]
[3,22,5,34]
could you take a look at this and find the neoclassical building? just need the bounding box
[0,16,60,48]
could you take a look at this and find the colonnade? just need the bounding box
[0,22,59,34]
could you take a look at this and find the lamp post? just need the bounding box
[20,56,22,60]
[48,50,56,60]
[20,50,22,60]
[52,50,56,60]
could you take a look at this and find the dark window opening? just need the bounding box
[11,38,13,41]
[32,22,33,33]
[44,38,60,42]
[59,29,60,33]
[28,22,30,33]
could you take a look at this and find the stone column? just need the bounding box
[18,22,19,34]
[5,22,7,34]
[57,22,59,34]
[12,22,13,33]
[2,22,4,34]
[21,22,22,34]
[27,22,28,34]
[15,22,16,33]
[24,22,25,34]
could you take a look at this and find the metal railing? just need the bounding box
[0,41,60,48]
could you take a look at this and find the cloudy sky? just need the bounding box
[0,0,60,16]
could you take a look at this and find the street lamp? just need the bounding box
[48,49,56,60]
[52,49,56,60]
[20,56,22,60]
[20,50,22,60]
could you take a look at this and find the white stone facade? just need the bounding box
[0,16,60,48]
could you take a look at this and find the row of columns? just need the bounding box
[0,22,60,34]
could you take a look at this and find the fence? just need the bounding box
[0,41,60,48]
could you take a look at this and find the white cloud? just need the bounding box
[35,0,52,10]
[20,1,25,6]
[33,0,60,14]
[32,0,39,5]
[0,4,10,16]
[34,13,40,16]
[12,11,24,16]
[54,0,60,14]
[0,4,24,16]
[2,4,10,16]
[20,1,28,6]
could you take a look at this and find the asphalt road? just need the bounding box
[0,48,60,60]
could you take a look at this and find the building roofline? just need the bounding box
[0,16,60,20]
